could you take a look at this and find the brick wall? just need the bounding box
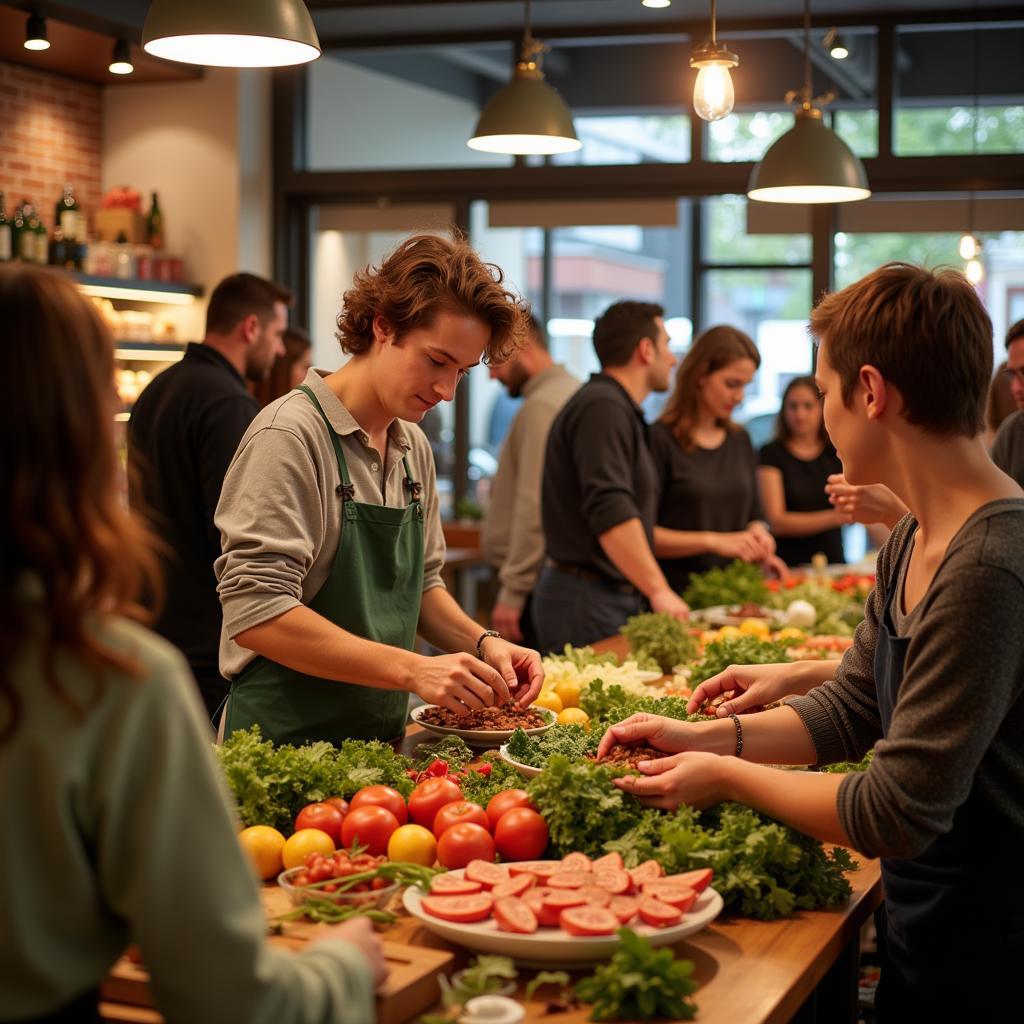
[0,61,101,230]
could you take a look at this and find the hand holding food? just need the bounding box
[595,712,691,761]
[685,661,804,717]
[478,635,545,707]
[708,531,764,562]
[313,916,388,985]
[613,751,727,812]
[413,653,512,713]
[825,473,908,528]
[649,587,691,622]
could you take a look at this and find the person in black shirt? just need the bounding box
[532,301,690,652]
[758,376,846,565]
[650,326,785,593]
[128,273,291,717]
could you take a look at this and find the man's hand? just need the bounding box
[490,602,523,644]
[479,635,545,707]
[650,587,690,621]
[411,653,511,713]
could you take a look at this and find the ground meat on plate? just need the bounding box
[420,703,545,730]
[592,743,666,767]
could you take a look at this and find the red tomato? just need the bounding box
[493,896,539,934]
[522,888,549,917]
[537,889,587,927]
[547,870,587,890]
[638,897,683,928]
[323,796,349,817]
[508,861,557,880]
[492,874,536,900]
[579,885,612,908]
[350,785,408,826]
[432,800,489,839]
[608,895,640,924]
[430,874,483,896]
[494,808,549,861]
[594,868,632,895]
[559,905,618,936]
[560,852,592,872]
[408,777,463,829]
[641,882,697,912]
[294,802,345,845]
[465,859,507,888]
[628,859,664,887]
[591,852,624,872]
[421,893,493,923]
[485,789,536,829]
[664,868,714,894]
[436,823,496,870]
[340,805,401,856]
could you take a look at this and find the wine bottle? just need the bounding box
[29,206,48,264]
[0,193,11,262]
[56,182,80,241]
[16,202,35,262]
[146,191,164,249]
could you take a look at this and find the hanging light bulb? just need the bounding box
[965,255,984,286]
[109,39,134,75]
[822,28,849,60]
[690,0,739,122]
[25,13,49,51]
[959,232,980,261]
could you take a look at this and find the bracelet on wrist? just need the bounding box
[729,713,744,759]
[476,629,501,660]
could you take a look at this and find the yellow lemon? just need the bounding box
[282,828,336,870]
[776,627,807,643]
[387,824,437,866]
[739,618,770,637]
[557,707,590,730]
[534,689,563,714]
[238,825,286,880]
[553,679,582,709]
[717,625,742,639]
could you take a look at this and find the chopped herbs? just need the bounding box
[505,724,597,768]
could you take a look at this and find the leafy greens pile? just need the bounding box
[527,756,855,920]
[580,681,708,728]
[689,635,792,687]
[505,723,597,768]
[619,613,698,673]
[682,560,770,610]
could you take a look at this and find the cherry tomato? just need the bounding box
[436,823,496,870]
[432,800,489,839]
[485,789,535,830]
[493,896,538,934]
[340,805,401,856]
[421,893,494,923]
[469,762,492,777]
[408,777,463,829]
[427,759,449,777]
[494,808,548,861]
[350,785,408,826]
[294,802,345,844]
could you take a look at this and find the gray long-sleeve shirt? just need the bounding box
[787,499,1024,860]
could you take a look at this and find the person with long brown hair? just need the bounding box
[0,266,383,1023]
[649,325,785,594]
[757,375,845,565]
[215,234,543,746]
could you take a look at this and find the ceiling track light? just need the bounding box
[641,0,672,8]
[690,0,738,122]
[142,0,321,68]
[109,38,134,75]
[747,0,869,204]
[822,27,849,60]
[467,0,580,156]
[25,13,49,51]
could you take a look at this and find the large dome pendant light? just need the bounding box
[142,0,321,68]
[747,0,869,204]
[467,0,580,156]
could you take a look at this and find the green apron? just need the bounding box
[222,384,424,746]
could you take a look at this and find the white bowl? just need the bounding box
[409,705,555,748]
[497,744,542,779]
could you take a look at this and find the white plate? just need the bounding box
[497,744,542,779]
[697,605,785,628]
[409,704,555,748]
[404,870,723,967]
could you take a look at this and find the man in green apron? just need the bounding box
[214,235,543,746]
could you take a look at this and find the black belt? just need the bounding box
[547,560,641,597]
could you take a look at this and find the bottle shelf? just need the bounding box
[70,272,203,305]
[114,341,190,362]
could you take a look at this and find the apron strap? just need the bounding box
[297,384,353,488]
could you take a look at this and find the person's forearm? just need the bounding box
[688,704,820,765]
[653,526,719,559]
[766,508,846,538]
[234,606,417,690]
[417,585,486,655]
[599,518,673,597]
[715,757,852,846]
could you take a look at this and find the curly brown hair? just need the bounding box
[0,266,162,742]
[335,233,530,364]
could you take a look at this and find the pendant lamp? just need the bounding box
[747,0,869,204]
[690,0,739,122]
[24,13,49,51]
[142,0,321,68]
[467,0,580,156]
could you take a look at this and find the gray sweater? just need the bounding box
[787,499,1024,860]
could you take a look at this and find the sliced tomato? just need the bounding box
[508,860,558,880]
[492,874,536,900]
[628,859,664,886]
[638,897,683,928]
[559,905,618,936]
[546,870,588,889]
[522,887,548,916]
[591,852,625,872]
[560,852,593,872]
[594,868,632,895]
[464,859,508,889]
[663,868,714,894]
[493,896,539,934]
[421,893,494,923]
[608,895,640,924]
[579,884,612,907]
[430,874,483,896]
[537,890,588,927]
[641,882,698,912]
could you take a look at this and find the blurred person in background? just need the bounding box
[482,314,579,646]
[990,319,1024,486]
[984,360,1016,449]
[0,265,383,1024]
[758,376,845,566]
[127,273,291,719]
[650,325,786,594]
